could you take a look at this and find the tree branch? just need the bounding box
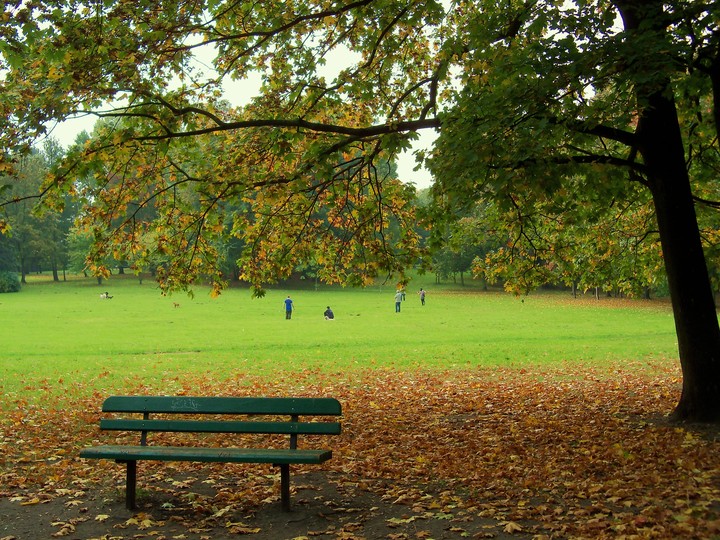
[93,108,442,140]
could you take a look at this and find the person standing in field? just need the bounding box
[284,296,294,319]
[418,288,426,306]
[394,290,404,312]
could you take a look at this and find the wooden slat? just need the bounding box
[99,418,342,435]
[102,396,341,416]
[80,445,333,464]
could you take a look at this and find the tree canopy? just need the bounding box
[1,0,720,420]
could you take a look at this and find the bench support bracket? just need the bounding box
[279,464,291,512]
[122,460,137,510]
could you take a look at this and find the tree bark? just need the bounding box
[619,0,720,421]
[639,90,720,421]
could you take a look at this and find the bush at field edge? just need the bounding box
[0,271,21,293]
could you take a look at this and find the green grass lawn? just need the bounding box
[0,273,679,402]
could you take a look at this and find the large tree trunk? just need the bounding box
[639,92,720,422]
[619,0,720,422]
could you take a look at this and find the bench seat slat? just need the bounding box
[99,419,342,435]
[80,445,332,464]
[102,396,341,416]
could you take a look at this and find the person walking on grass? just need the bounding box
[284,295,294,319]
[394,290,404,313]
[418,288,426,306]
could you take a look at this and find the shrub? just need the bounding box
[0,271,21,293]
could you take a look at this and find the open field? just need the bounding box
[4,276,719,540]
[0,274,679,400]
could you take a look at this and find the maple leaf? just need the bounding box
[503,521,523,533]
[226,522,261,534]
[138,518,156,529]
[50,521,76,537]
[212,505,232,518]
[387,516,418,527]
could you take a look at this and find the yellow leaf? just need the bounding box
[228,525,262,534]
[213,506,231,518]
[95,514,110,522]
[503,521,523,533]
[226,521,261,534]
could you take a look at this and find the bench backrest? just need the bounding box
[98,396,342,445]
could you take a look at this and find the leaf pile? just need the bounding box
[1,363,719,539]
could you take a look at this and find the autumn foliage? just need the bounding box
[1,365,719,539]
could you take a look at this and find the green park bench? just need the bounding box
[80,396,342,511]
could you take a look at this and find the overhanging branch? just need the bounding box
[93,109,442,140]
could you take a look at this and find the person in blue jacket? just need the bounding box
[284,296,294,319]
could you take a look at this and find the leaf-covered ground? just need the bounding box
[1,364,719,539]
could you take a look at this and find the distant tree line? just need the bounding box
[3,136,718,301]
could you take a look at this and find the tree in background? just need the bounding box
[430,205,500,287]
[0,1,718,420]
[0,229,20,292]
[0,142,74,282]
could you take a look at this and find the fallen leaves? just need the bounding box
[50,517,86,537]
[225,521,261,534]
[121,514,160,530]
[1,363,719,539]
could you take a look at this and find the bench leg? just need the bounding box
[125,460,137,510]
[279,464,291,512]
